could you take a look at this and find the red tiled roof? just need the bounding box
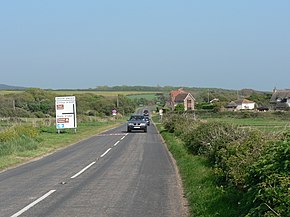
[170,88,187,102]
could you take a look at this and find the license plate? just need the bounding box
[134,126,141,129]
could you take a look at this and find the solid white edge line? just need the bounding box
[10,190,56,217]
[71,161,96,179]
[113,141,120,147]
[100,148,112,158]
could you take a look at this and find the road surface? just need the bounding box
[0,123,187,217]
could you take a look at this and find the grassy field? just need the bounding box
[126,93,159,100]
[204,117,290,132]
[52,90,161,96]
[0,89,162,98]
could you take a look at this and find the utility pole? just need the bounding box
[116,95,119,108]
[208,89,210,103]
[12,99,15,110]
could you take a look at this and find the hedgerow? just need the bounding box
[162,113,289,216]
[246,139,290,217]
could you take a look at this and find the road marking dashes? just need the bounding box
[71,162,96,179]
[97,133,127,137]
[100,148,112,158]
[113,141,120,147]
[11,190,56,217]
[10,133,129,217]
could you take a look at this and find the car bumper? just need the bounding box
[127,125,147,130]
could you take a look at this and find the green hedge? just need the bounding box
[162,113,290,216]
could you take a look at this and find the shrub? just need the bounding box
[215,130,268,189]
[162,113,197,135]
[0,125,40,156]
[161,114,289,216]
[246,139,290,217]
[182,121,248,162]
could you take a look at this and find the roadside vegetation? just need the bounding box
[0,119,125,170]
[0,88,139,170]
[0,87,165,170]
[156,113,289,217]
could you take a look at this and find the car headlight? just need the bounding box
[128,123,134,126]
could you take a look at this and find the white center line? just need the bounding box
[100,148,112,158]
[71,161,96,179]
[11,190,56,217]
[120,135,126,140]
[113,141,120,147]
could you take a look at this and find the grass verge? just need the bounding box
[0,120,123,171]
[155,122,248,217]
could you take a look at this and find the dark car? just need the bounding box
[127,114,147,133]
[143,109,149,116]
[144,116,150,126]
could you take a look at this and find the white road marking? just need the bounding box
[100,148,112,158]
[97,133,127,136]
[11,190,56,217]
[71,161,96,179]
[113,141,120,147]
[10,132,129,217]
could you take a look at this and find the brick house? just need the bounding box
[169,88,195,111]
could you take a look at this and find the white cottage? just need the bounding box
[226,99,256,111]
[235,99,256,110]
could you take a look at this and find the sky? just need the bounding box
[1,1,289,91]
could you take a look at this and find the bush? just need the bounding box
[162,113,197,135]
[182,121,248,161]
[161,114,289,216]
[246,139,290,217]
[0,125,40,156]
[215,130,268,189]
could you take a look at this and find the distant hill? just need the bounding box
[0,84,26,90]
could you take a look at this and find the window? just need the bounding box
[187,99,192,109]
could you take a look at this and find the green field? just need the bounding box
[0,89,162,98]
[205,117,290,132]
[126,93,159,100]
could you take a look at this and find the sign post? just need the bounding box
[55,96,77,133]
[112,109,117,120]
[159,109,163,121]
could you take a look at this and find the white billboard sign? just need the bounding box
[55,96,77,130]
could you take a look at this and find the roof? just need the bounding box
[174,93,189,102]
[170,88,187,100]
[270,90,290,103]
[226,99,255,108]
[235,99,255,105]
[226,101,237,108]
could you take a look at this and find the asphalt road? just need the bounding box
[0,123,187,217]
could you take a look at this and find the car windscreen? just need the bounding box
[130,116,144,120]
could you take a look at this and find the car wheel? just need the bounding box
[127,127,131,133]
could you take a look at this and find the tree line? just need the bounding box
[0,88,136,118]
